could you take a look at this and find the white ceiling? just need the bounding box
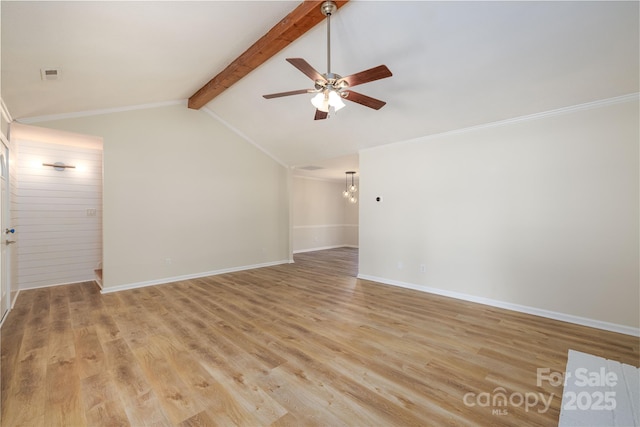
[2,1,638,180]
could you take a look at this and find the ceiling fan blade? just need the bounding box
[314,109,329,120]
[343,91,387,110]
[263,89,314,99]
[338,65,392,88]
[286,58,326,82]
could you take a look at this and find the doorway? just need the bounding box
[291,157,360,277]
[0,138,11,322]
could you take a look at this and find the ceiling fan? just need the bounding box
[262,1,392,120]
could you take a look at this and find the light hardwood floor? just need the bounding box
[1,248,638,426]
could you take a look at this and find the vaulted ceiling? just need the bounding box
[2,1,638,179]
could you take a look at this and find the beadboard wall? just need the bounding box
[15,137,102,290]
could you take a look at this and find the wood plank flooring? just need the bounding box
[2,247,638,426]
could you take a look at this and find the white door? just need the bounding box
[0,141,11,323]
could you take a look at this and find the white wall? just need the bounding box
[11,125,103,289]
[37,104,290,290]
[292,176,358,253]
[359,96,639,332]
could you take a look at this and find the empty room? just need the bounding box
[0,1,638,426]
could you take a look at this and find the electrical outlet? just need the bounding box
[420,264,426,273]
[164,258,172,265]
[397,261,403,270]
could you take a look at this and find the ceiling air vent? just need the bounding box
[298,166,324,171]
[40,68,61,81]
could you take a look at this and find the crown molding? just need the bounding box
[292,173,348,183]
[362,93,640,154]
[201,106,287,167]
[13,98,289,168]
[17,99,188,124]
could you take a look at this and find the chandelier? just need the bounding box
[342,171,357,204]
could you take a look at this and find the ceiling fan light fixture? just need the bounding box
[311,89,344,113]
[328,90,345,111]
[311,92,330,112]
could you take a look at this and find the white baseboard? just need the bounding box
[0,287,18,328]
[293,245,359,254]
[357,274,640,337]
[0,290,18,328]
[101,260,290,294]
[19,278,97,291]
[10,289,20,309]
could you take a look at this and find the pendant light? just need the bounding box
[343,171,357,203]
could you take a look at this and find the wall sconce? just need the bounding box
[43,162,76,171]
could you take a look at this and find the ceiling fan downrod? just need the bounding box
[321,1,337,76]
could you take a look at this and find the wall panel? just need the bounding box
[14,138,102,290]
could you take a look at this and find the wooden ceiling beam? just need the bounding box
[188,0,349,110]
